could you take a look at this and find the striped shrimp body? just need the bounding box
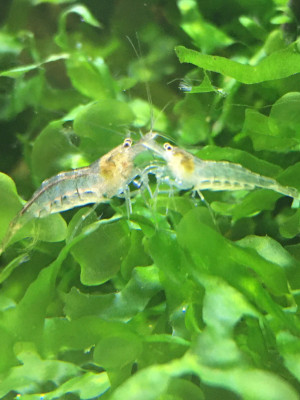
[142,138,299,200]
[21,138,139,219]
[22,164,106,219]
[1,134,154,252]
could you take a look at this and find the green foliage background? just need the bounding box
[1,0,300,399]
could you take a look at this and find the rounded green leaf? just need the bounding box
[31,120,85,185]
[0,173,23,243]
[66,54,116,100]
[73,99,135,151]
[55,4,102,49]
[71,219,130,285]
[94,334,142,370]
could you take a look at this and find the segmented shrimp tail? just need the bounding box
[273,183,300,208]
[0,217,20,255]
[255,174,299,199]
[275,183,299,199]
[0,211,32,255]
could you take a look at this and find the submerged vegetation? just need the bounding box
[1,0,300,399]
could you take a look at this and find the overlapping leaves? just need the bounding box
[1,0,300,399]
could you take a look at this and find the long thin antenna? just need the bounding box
[126,34,154,132]
[126,34,175,143]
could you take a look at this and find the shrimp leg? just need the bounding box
[0,134,156,253]
[141,137,299,201]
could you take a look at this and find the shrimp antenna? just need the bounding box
[126,34,154,131]
[126,34,173,136]
[151,99,173,137]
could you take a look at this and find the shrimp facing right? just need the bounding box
[0,132,157,254]
[142,136,300,204]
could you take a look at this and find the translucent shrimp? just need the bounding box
[142,137,299,201]
[1,133,156,253]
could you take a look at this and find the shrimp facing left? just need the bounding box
[0,133,156,253]
[142,136,300,204]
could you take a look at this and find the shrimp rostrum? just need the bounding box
[142,135,300,202]
[1,133,156,253]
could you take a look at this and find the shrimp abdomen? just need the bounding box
[22,164,105,218]
[194,160,299,198]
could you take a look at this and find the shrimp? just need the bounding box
[0,133,156,253]
[142,137,299,201]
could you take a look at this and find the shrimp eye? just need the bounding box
[123,138,132,148]
[164,143,173,152]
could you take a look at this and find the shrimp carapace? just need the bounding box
[0,135,154,253]
[142,139,300,200]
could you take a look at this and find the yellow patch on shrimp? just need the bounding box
[99,151,132,181]
[175,149,195,173]
[99,155,117,179]
[168,149,195,184]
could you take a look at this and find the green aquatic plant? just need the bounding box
[1,1,300,399]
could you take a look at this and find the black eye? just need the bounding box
[123,138,132,148]
[164,143,173,151]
